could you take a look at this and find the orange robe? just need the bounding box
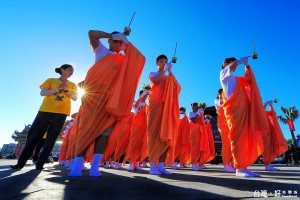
[59,127,71,162]
[262,105,288,166]
[216,107,232,166]
[139,118,149,164]
[202,121,215,164]
[147,74,181,165]
[66,116,79,161]
[114,113,134,162]
[190,117,201,165]
[125,106,148,164]
[222,66,268,170]
[198,116,215,165]
[179,115,191,165]
[102,115,130,162]
[75,43,145,159]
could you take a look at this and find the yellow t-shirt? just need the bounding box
[39,78,77,116]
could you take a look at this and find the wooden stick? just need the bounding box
[128,11,136,27]
[174,42,177,57]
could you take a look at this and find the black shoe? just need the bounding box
[10,164,23,169]
[35,164,44,170]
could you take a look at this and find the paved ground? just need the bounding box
[0,159,299,200]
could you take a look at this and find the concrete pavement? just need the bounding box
[0,159,299,200]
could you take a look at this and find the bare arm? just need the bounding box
[64,91,77,101]
[228,60,240,71]
[149,71,166,84]
[40,88,60,96]
[78,81,84,89]
[134,98,143,109]
[88,30,113,50]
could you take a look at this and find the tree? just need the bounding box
[278,106,299,163]
[286,139,293,145]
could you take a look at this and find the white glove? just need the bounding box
[164,62,173,74]
[140,90,150,98]
[197,108,204,115]
[238,56,248,65]
[264,100,273,106]
[112,33,129,45]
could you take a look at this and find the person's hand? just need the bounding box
[140,90,150,98]
[220,99,223,105]
[112,33,123,40]
[78,80,85,88]
[112,33,129,45]
[57,85,63,92]
[164,63,173,74]
[265,100,273,106]
[119,44,128,52]
[238,56,248,65]
[197,108,204,115]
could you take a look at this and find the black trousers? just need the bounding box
[17,111,66,167]
[32,138,46,162]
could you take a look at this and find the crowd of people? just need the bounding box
[10,27,295,178]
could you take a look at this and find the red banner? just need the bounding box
[287,120,296,131]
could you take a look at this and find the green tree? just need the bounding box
[278,106,299,163]
[286,139,293,145]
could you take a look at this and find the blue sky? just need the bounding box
[0,0,300,148]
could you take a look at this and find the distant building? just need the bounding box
[204,106,222,164]
[52,143,62,157]
[1,143,18,156]
[11,124,31,157]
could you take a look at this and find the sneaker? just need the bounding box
[10,164,23,170]
[224,165,236,173]
[136,166,144,171]
[158,167,172,175]
[192,164,200,171]
[236,169,254,177]
[245,168,261,177]
[36,164,44,170]
[127,163,135,171]
[265,165,280,171]
[171,164,180,170]
[150,164,161,175]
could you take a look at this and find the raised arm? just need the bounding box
[88,30,113,50]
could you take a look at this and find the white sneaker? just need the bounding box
[142,161,149,168]
[136,166,144,171]
[245,168,261,177]
[158,167,172,175]
[127,163,135,171]
[104,162,110,168]
[192,164,200,171]
[59,160,65,166]
[224,165,236,173]
[89,170,102,177]
[265,165,280,171]
[64,160,70,167]
[180,164,188,168]
[149,163,161,175]
[236,169,254,177]
[171,164,180,170]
